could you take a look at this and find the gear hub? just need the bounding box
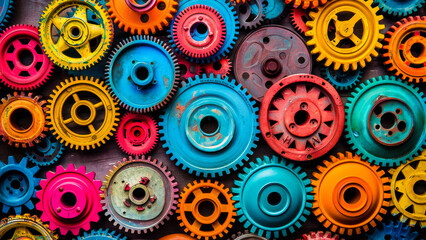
[0,214,57,240]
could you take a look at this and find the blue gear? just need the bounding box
[251,0,285,21]
[0,156,40,215]
[0,0,14,30]
[232,155,313,239]
[367,222,419,240]
[346,75,426,167]
[75,229,127,240]
[159,74,259,177]
[374,0,425,17]
[25,132,65,167]
[320,66,363,91]
[169,0,239,63]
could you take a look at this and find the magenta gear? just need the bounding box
[116,113,159,156]
[203,57,232,79]
[0,24,54,90]
[35,164,102,235]
[298,231,343,240]
[177,54,202,79]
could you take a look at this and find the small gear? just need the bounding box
[231,0,247,3]
[312,152,390,235]
[75,229,127,240]
[177,180,236,240]
[39,0,113,70]
[101,156,179,234]
[229,231,267,240]
[177,54,202,80]
[367,221,419,240]
[290,7,310,35]
[383,16,426,83]
[234,0,265,30]
[374,0,425,17]
[233,156,313,239]
[47,76,120,150]
[25,132,65,167]
[202,57,232,79]
[250,0,285,22]
[285,0,327,9]
[116,113,159,156]
[106,35,179,113]
[297,231,342,240]
[0,25,54,90]
[0,214,57,240]
[0,92,48,148]
[0,156,40,215]
[36,164,103,235]
[320,66,363,90]
[0,0,14,30]
[159,234,196,240]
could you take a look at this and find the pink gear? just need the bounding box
[177,54,202,79]
[0,25,54,90]
[125,0,157,12]
[202,57,232,79]
[116,113,159,156]
[290,8,310,34]
[298,231,342,240]
[35,164,102,235]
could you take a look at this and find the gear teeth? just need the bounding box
[0,214,57,240]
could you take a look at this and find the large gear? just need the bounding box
[101,156,179,234]
[25,132,65,167]
[106,35,179,113]
[159,74,259,178]
[383,16,426,83]
[75,229,127,240]
[297,231,342,240]
[203,57,232,79]
[306,0,385,72]
[39,0,113,70]
[345,75,426,167]
[0,0,14,29]
[259,74,345,161]
[234,0,265,30]
[159,234,196,240]
[0,25,54,90]
[233,155,313,239]
[177,180,236,240]
[285,0,327,9]
[250,0,285,22]
[311,152,390,235]
[0,156,39,215]
[374,0,425,17]
[290,7,311,35]
[47,76,120,150]
[0,214,57,240]
[367,221,419,240]
[320,66,363,90]
[36,164,103,235]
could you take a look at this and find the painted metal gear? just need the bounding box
[229,231,267,240]
[297,231,342,240]
[25,132,65,167]
[47,76,120,150]
[106,35,179,113]
[116,113,159,156]
[233,155,313,239]
[367,221,419,240]
[374,0,425,17]
[0,214,57,240]
[383,16,426,83]
[75,229,127,240]
[0,25,54,90]
[250,0,285,22]
[0,0,14,30]
[177,54,202,80]
[306,0,385,72]
[203,57,232,79]
[285,0,327,9]
[177,180,236,240]
[0,92,48,148]
[101,156,179,234]
[234,0,265,30]
[259,74,345,161]
[159,74,259,178]
[312,152,390,235]
[106,0,178,35]
[39,0,113,70]
[0,156,40,215]
[290,7,310,35]
[345,75,426,167]
[159,234,196,240]
[36,164,103,235]
[320,66,363,90]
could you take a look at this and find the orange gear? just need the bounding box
[285,0,327,9]
[106,0,178,35]
[177,180,236,240]
[230,0,246,3]
[311,152,390,235]
[159,234,196,240]
[0,92,48,148]
[383,16,426,83]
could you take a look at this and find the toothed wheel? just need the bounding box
[250,0,285,22]
[285,0,327,9]
[0,0,14,30]
[374,0,425,17]
[75,229,127,240]
[320,66,363,90]
[234,0,265,30]
[367,221,419,240]
[229,231,267,240]
[290,7,311,34]
[25,132,65,167]
[159,234,196,240]
[203,57,232,79]
[177,54,202,80]
[297,231,342,240]
[0,214,57,240]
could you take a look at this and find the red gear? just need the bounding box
[203,57,232,79]
[290,7,310,34]
[177,54,202,79]
[298,231,342,240]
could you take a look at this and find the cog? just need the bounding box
[367,221,419,240]
[159,74,259,177]
[101,156,179,234]
[106,35,179,113]
[39,0,113,70]
[47,76,120,150]
[177,180,236,240]
[75,229,127,240]
[306,0,385,71]
[159,234,196,240]
[345,75,426,167]
[374,0,425,17]
[177,54,202,80]
[290,7,310,35]
[0,0,14,30]
[233,155,313,239]
[297,231,342,240]
[25,132,65,167]
[203,57,232,79]
[0,214,57,240]
[250,0,285,22]
[320,66,363,90]
[234,0,265,30]
[229,231,267,240]
[285,0,327,9]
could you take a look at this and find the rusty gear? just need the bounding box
[203,57,232,79]
[177,54,202,80]
[286,0,327,9]
[234,0,265,30]
[290,7,310,35]
[0,214,57,240]
[298,231,342,240]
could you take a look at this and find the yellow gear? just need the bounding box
[0,214,58,240]
[47,76,120,150]
[39,0,113,70]
[306,0,385,72]
[285,0,327,9]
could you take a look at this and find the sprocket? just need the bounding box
[290,7,310,35]
[374,0,425,17]
[367,221,419,240]
[203,57,232,79]
[297,231,342,240]
[0,214,57,240]
[285,0,327,9]
[250,0,285,22]
[75,229,127,240]
[234,0,265,30]
[25,132,65,167]
[0,0,14,30]
[320,66,363,90]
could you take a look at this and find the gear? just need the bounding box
[297,231,342,240]
[0,156,39,215]
[159,234,196,240]
[75,229,127,240]
[306,0,385,72]
[177,54,202,80]
[383,16,426,83]
[233,155,312,239]
[389,155,426,228]
[250,0,285,22]
[0,214,57,240]
[0,92,48,148]
[36,164,102,235]
[47,76,120,150]
[25,132,65,167]
[229,231,267,240]
[234,26,312,101]
[177,180,236,240]
[203,57,232,79]
[106,0,178,35]
[0,25,54,90]
[290,7,310,35]
[159,74,259,178]
[234,0,265,30]
[320,66,363,90]
[116,113,159,156]
[345,75,426,167]
[311,152,390,235]
[374,0,425,17]
[39,0,113,70]
[106,35,179,113]
[259,74,345,161]
[367,221,419,240]
[285,0,327,9]
[101,156,179,234]
[0,0,14,30]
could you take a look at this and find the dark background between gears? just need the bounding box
[0,0,425,239]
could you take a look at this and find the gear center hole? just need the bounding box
[200,116,219,135]
[132,187,146,200]
[136,66,149,81]
[414,180,426,195]
[198,200,215,217]
[18,49,34,66]
[294,110,309,125]
[410,42,424,58]
[61,192,77,208]
[343,187,361,204]
[380,112,396,129]
[10,108,33,131]
[70,26,81,38]
[191,22,208,41]
[10,180,20,189]
[76,105,92,121]
[267,192,282,206]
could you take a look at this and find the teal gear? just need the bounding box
[25,132,65,167]
[251,0,285,22]
[0,0,14,29]
[374,0,425,17]
[320,66,363,91]
[367,222,419,240]
[75,229,127,240]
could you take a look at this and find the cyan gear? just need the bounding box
[320,66,363,90]
[251,0,285,22]
[75,229,127,240]
[374,0,425,17]
[367,222,419,240]
[25,132,65,167]
[232,155,313,239]
[159,74,259,177]
[234,0,266,30]
[0,156,40,215]
[0,0,14,29]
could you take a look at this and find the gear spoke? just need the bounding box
[75,43,92,57]
[183,203,192,212]
[52,15,68,31]
[88,23,103,39]
[63,118,74,125]
[27,39,38,48]
[93,101,103,109]
[55,38,69,52]
[192,219,202,230]
[348,13,362,27]
[72,93,80,102]
[73,5,87,21]
[88,124,96,133]
[349,34,362,45]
